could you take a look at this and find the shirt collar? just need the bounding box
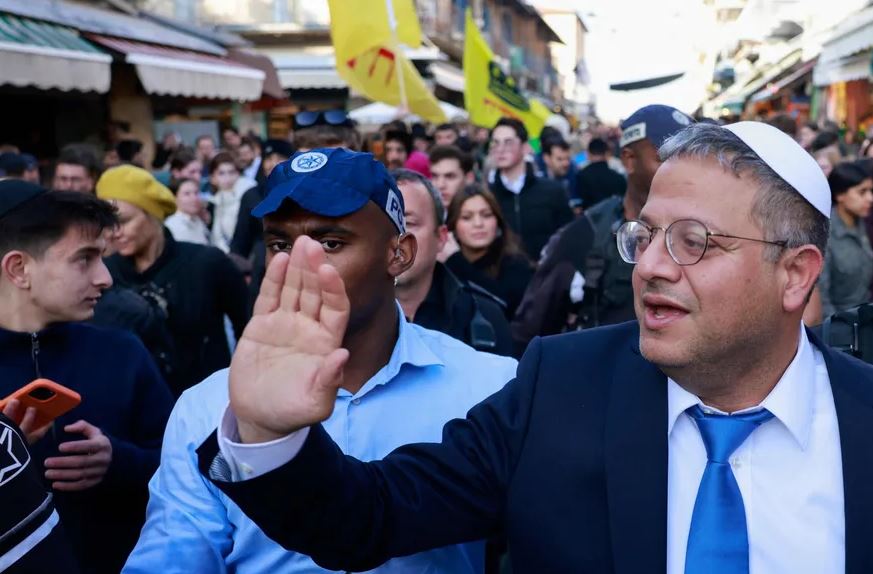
[500,170,526,194]
[667,324,816,450]
[341,303,445,399]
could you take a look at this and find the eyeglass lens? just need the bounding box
[617,219,709,266]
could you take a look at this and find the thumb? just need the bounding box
[315,348,350,395]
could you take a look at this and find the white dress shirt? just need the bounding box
[667,326,845,573]
[243,156,262,182]
[164,212,210,245]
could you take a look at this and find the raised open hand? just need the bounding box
[230,236,351,444]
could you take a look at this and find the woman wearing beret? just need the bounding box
[96,165,250,396]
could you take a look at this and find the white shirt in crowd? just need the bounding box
[210,176,256,253]
[164,212,210,245]
[243,156,262,182]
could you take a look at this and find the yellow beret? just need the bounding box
[96,165,177,221]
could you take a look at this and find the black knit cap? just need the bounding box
[0,179,48,218]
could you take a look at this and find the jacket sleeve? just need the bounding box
[104,343,174,486]
[0,414,80,574]
[122,396,232,574]
[199,338,545,572]
[214,252,251,340]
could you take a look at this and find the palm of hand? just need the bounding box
[229,237,351,442]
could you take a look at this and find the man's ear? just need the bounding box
[1,251,32,290]
[436,225,449,252]
[781,245,824,314]
[388,233,417,278]
[464,171,475,185]
[620,147,635,175]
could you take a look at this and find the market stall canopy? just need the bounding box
[0,0,223,55]
[89,35,264,101]
[349,100,468,125]
[813,4,873,87]
[749,59,816,103]
[431,60,465,93]
[705,48,802,115]
[0,13,110,93]
[262,49,347,90]
[227,48,285,100]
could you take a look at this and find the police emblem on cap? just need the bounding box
[0,421,30,486]
[385,189,406,233]
[672,110,692,126]
[290,152,328,173]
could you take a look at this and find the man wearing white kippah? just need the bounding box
[197,121,873,573]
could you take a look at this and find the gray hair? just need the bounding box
[389,168,446,228]
[658,123,829,261]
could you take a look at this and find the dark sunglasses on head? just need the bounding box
[294,110,352,129]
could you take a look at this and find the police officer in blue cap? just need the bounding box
[579,104,694,328]
[126,148,517,574]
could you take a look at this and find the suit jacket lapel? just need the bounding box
[604,333,669,574]
[812,330,873,574]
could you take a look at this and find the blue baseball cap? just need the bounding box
[252,148,406,234]
[620,104,694,149]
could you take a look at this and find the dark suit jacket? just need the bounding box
[198,322,873,573]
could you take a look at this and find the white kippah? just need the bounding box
[723,121,831,219]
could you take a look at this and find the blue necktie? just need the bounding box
[684,405,774,574]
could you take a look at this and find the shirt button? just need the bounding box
[352,398,361,406]
[241,463,254,476]
[730,458,742,469]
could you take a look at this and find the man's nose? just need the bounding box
[634,231,682,285]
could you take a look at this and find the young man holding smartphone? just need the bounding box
[0,180,174,574]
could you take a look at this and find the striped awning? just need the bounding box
[0,13,111,93]
[89,34,265,101]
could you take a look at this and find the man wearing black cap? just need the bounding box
[125,148,515,573]
[0,153,39,184]
[0,181,173,573]
[578,104,694,328]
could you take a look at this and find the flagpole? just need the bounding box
[385,0,409,115]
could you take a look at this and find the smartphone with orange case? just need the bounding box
[0,379,82,429]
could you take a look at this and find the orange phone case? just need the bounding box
[0,379,82,429]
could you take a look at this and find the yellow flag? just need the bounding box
[463,9,549,139]
[328,0,446,123]
[329,0,421,56]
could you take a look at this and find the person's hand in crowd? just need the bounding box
[437,231,460,263]
[230,236,351,444]
[1,399,51,445]
[44,420,112,492]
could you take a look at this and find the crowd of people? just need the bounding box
[0,103,872,573]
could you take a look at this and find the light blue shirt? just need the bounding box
[123,313,517,574]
